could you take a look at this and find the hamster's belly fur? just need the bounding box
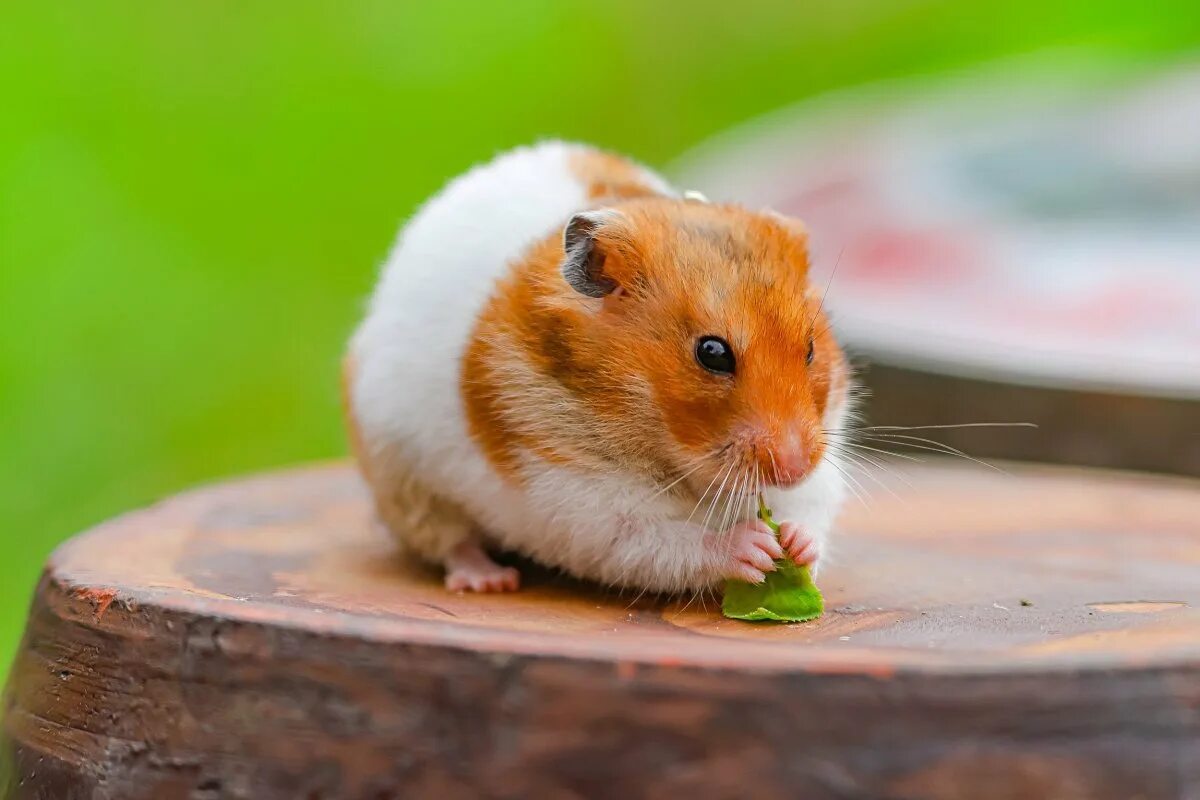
[350,141,673,563]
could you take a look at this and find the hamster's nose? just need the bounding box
[765,431,818,487]
[768,450,808,487]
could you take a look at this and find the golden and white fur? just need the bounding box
[345,142,851,595]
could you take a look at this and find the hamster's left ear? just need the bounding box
[561,209,626,298]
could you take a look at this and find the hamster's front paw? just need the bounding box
[444,541,521,593]
[716,520,785,584]
[777,521,821,570]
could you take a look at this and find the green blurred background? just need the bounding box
[2,1,1198,676]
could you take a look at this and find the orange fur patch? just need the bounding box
[568,148,662,202]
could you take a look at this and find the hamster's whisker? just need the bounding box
[806,246,844,334]
[823,444,904,501]
[696,458,737,534]
[706,459,739,533]
[730,461,750,526]
[712,462,742,542]
[636,458,709,509]
[750,463,761,523]
[676,456,739,619]
[823,441,872,504]
[836,441,923,463]
[832,452,888,501]
[674,586,701,618]
[835,446,916,491]
[694,582,711,615]
[827,421,1020,475]
[628,453,729,618]
[826,458,869,506]
[685,457,734,529]
[738,460,755,522]
[734,462,753,528]
[858,434,1009,474]
[750,464,757,521]
[715,459,751,554]
[622,585,649,612]
[849,422,1038,432]
[861,431,972,455]
[809,313,837,342]
[748,462,758,513]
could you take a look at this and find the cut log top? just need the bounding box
[27,462,1200,673]
[5,461,1200,799]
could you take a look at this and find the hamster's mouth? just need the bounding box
[679,436,820,501]
[683,468,775,501]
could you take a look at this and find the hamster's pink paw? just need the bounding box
[444,542,520,593]
[445,562,520,593]
[778,521,820,567]
[718,520,784,584]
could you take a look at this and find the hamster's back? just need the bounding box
[360,142,588,362]
[350,141,670,476]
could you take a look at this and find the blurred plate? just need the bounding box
[676,58,1200,399]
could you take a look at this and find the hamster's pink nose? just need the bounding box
[768,448,809,487]
[765,431,818,487]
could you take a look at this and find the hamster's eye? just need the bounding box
[806,337,815,365]
[695,336,735,375]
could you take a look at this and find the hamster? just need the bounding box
[345,141,852,595]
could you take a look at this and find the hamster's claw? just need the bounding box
[444,541,521,593]
[778,521,820,567]
[721,520,784,584]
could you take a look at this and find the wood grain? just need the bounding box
[4,461,1200,799]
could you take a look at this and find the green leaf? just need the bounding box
[721,494,824,623]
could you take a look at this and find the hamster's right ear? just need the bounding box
[766,209,810,260]
[561,209,624,298]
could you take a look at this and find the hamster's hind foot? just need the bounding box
[444,541,521,593]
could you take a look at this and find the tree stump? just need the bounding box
[3,462,1200,799]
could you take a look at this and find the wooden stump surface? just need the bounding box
[4,461,1200,799]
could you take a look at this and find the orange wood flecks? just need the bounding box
[3,461,1200,799]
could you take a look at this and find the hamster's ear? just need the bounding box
[766,209,810,260]
[561,209,623,298]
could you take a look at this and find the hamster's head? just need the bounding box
[557,198,850,497]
